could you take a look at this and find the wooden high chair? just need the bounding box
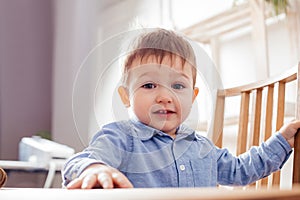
[212,62,300,188]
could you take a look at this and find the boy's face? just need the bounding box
[118,55,198,137]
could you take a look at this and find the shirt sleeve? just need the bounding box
[217,132,292,186]
[61,123,131,186]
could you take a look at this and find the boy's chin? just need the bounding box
[149,123,178,134]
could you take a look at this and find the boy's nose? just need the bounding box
[156,87,173,103]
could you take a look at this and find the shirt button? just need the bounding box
[179,164,185,171]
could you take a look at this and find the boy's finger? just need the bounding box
[97,173,113,189]
[112,172,133,188]
[66,178,83,189]
[294,120,300,128]
[81,174,97,189]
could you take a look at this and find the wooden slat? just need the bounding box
[293,62,300,185]
[213,90,225,148]
[261,84,274,187]
[237,92,250,155]
[272,81,286,186]
[252,89,262,146]
[264,85,275,140]
[276,82,286,131]
[251,88,263,189]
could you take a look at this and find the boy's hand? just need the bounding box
[279,120,300,148]
[66,164,133,189]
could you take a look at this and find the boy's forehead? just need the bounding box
[129,55,194,73]
[127,61,194,84]
[128,64,190,77]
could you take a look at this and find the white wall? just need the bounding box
[218,15,298,123]
[52,0,98,151]
[219,18,298,89]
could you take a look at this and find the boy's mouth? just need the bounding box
[153,109,176,115]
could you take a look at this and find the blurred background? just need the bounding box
[0,0,299,187]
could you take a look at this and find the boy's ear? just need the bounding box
[118,86,130,107]
[192,87,199,103]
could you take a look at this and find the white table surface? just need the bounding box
[1,187,300,200]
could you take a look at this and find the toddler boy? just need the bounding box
[62,28,300,189]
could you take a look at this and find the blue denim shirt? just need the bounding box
[62,119,292,187]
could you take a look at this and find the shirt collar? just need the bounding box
[128,118,196,141]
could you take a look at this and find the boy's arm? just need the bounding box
[217,129,293,186]
[217,120,300,186]
[62,123,133,189]
[61,152,105,187]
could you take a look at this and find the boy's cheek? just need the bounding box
[177,91,194,102]
[178,98,193,110]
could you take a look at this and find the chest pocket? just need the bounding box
[188,137,218,187]
[190,156,217,187]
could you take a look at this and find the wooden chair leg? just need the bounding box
[293,62,300,185]
[0,167,7,188]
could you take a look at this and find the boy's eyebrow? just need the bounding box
[136,70,192,81]
[179,72,191,80]
[136,71,154,78]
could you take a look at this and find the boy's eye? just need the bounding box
[172,83,185,90]
[142,83,156,89]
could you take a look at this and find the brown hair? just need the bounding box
[122,28,197,87]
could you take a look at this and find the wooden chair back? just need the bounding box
[212,62,300,188]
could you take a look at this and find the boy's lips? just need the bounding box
[153,109,176,115]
